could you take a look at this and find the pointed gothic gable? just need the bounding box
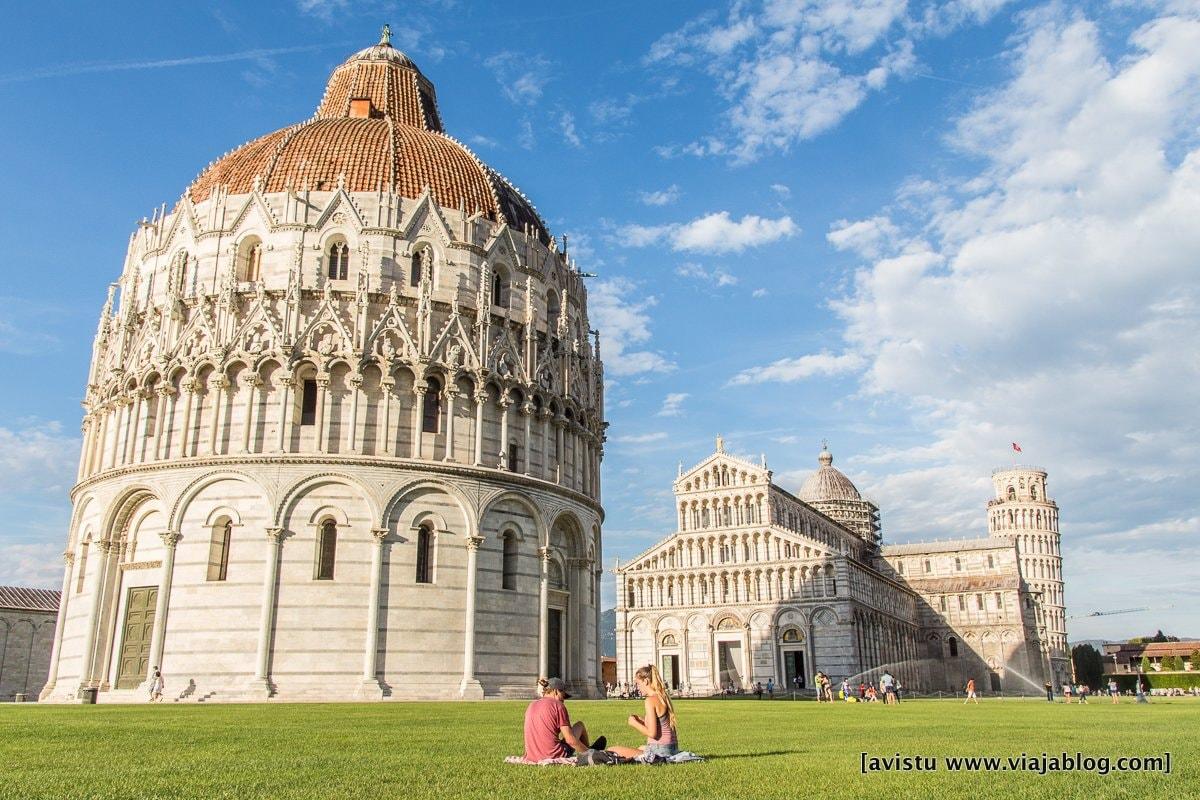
[399,188,454,246]
[427,310,479,371]
[364,294,419,362]
[171,300,221,363]
[486,326,526,382]
[297,293,355,359]
[483,224,524,271]
[226,187,282,237]
[312,185,368,231]
[230,288,286,355]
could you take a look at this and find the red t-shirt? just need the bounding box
[523,696,571,761]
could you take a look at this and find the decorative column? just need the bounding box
[314,374,330,453]
[380,376,395,456]
[459,533,486,698]
[250,528,286,696]
[125,391,145,464]
[682,625,692,692]
[520,401,533,476]
[538,408,552,479]
[113,395,131,466]
[347,375,363,453]
[177,380,196,458]
[141,531,181,694]
[443,386,457,462]
[276,377,293,453]
[472,389,486,466]
[39,551,75,699]
[538,546,551,678]
[77,417,93,481]
[412,381,426,459]
[553,417,565,484]
[154,386,175,461]
[208,376,228,455]
[593,566,603,693]
[497,395,511,469]
[708,623,718,692]
[79,541,117,689]
[241,374,261,454]
[357,527,388,698]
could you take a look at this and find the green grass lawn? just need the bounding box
[2,697,1195,799]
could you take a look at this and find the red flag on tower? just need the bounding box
[1012,442,1023,453]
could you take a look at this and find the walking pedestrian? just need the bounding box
[149,667,165,702]
[964,677,979,704]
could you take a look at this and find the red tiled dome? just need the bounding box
[187,32,549,242]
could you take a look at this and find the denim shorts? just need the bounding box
[644,742,679,758]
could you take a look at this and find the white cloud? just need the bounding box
[616,431,670,444]
[819,7,1200,638]
[485,52,551,106]
[0,420,79,587]
[646,0,1001,162]
[827,215,902,259]
[620,211,797,253]
[589,277,675,376]
[728,351,865,385]
[560,111,582,148]
[752,288,770,298]
[469,134,498,148]
[517,119,535,150]
[0,542,63,588]
[770,183,791,198]
[675,262,738,287]
[657,393,690,417]
[639,184,683,206]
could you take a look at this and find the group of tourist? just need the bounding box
[524,665,679,763]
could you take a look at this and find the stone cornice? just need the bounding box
[70,453,604,520]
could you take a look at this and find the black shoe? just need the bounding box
[592,735,607,751]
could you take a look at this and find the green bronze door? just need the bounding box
[115,586,158,689]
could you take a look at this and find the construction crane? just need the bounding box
[1066,605,1173,620]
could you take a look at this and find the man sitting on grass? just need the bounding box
[523,678,605,762]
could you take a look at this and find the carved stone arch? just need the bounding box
[101,486,165,545]
[67,494,98,552]
[548,508,586,556]
[168,469,270,531]
[379,477,477,534]
[274,471,382,530]
[714,614,743,631]
[772,605,808,628]
[204,505,244,528]
[477,487,544,537]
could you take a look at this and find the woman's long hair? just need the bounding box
[635,664,677,729]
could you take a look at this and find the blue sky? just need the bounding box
[1,1,1197,642]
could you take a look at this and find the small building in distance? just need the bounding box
[1104,641,1200,673]
[0,587,60,701]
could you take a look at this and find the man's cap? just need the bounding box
[545,677,571,698]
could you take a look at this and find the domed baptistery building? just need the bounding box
[41,29,606,703]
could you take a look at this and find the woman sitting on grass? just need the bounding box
[609,665,679,760]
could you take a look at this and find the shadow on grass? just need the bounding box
[704,750,805,760]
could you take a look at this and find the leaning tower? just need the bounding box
[987,467,1068,687]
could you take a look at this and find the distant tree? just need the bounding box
[1150,630,1169,643]
[1190,650,1200,672]
[1140,655,1152,673]
[1072,644,1104,687]
[1161,655,1179,672]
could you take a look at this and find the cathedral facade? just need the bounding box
[615,441,1069,695]
[41,32,605,703]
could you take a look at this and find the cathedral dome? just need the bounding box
[186,28,549,242]
[798,445,862,502]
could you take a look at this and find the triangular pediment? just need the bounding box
[676,448,772,491]
[400,189,453,246]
